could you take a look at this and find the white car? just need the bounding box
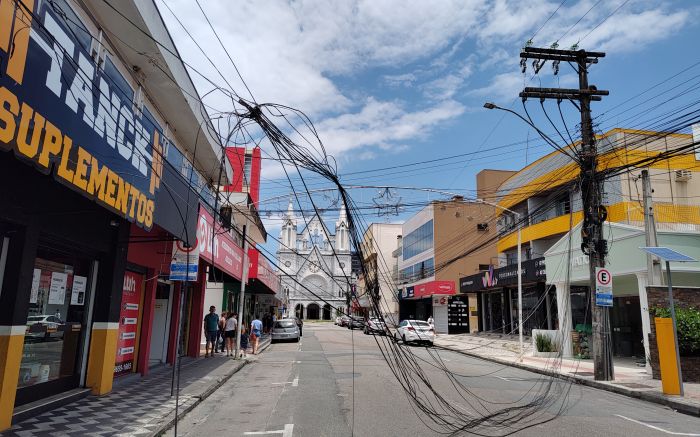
[394,320,435,346]
[271,319,300,343]
[334,316,342,326]
[25,315,64,340]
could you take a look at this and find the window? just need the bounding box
[555,193,571,216]
[402,220,433,260]
[243,154,253,190]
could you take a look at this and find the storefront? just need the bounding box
[460,258,551,335]
[545,222,700,361]
[398,281,456,331]
[0,0,203,428]
[198,206,244,349]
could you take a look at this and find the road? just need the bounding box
[166,323,700,436]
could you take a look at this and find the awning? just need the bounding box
[399,281,455,300]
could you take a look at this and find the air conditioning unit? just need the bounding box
[675,169,692,182]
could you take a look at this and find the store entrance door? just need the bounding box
[15,246,94,406]
[149,282,172,366]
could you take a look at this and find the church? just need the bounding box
[277,201,352,320]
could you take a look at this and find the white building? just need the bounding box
[360,223,402,323]
[277,201,352,320]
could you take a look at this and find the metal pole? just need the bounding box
[517,216,523,360]
[665,261,684,396]
[234,224,250,359]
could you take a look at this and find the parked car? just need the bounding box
[334,316,342,326]
[287,316,303,336]
[347,316,365,330]
[271,319,300,343]
[25,315,64,341]
[394,319,435,346]
[364,318,387,335]
[339,315,351,327]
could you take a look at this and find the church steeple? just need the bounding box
[280,197,297,250]
[335,203,349,251]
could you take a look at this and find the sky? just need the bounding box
[160,0,699,253]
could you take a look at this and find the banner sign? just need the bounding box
[198,207,244,280]
[248,249,279,293]
[170,240,199,281]
[459,258,547,293]
[0,1,197,241]
[115,271,142,376]
[595,267,613,307]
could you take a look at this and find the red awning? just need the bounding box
[197,206,244,280]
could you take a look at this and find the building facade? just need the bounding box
[0,0,226,429]
[359,223,402,323]
[466,128,700,363]
[277,203,351,320]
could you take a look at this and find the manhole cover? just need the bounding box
[575,372,594,377]
[613,382,653,389]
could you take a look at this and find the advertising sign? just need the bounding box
[115,271,143,376]
[248,249,280,292]
[198,207,244,280]
[413,281,455,299]
[170,240,199,281]
[0,2,197,241]
[48,272,67,305]
[595,267,613,307]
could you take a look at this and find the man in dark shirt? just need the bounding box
[203,306,219,357]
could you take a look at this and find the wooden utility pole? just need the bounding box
[519,47,614,380]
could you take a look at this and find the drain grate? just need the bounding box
[612,382,653,389]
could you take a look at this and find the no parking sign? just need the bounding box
[595,267,613,307]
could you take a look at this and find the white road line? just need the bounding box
[292,376,299,387]
[244,424,294,436]
[615,415,700,436]
[495,376,526,382]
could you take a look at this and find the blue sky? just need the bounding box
[162,0,699,252]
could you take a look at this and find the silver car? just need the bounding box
[271,319,300,343]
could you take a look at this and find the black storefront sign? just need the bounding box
[0,1,197,242]
[460,257,546,293]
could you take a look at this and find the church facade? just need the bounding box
[277,202,352,320]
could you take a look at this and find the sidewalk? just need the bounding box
[436,333,700,417]
[3,336,271,437]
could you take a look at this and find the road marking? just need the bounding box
[272,376,299,387]
[244,424,294,436]
[615,415,700,436]
[495,376,526,382]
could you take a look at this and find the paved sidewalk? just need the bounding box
[2,336,271,437]
[436,333,700,417]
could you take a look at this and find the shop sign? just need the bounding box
[170,240,199,281]
[115,271,143,376]
[197,207,244,280]
[432,295,449,307]
[248,249,279,292]
[460,258,547,293]
[413,281,455,299]
[595,267,613,307]
[0,2,197,241]
[400,286,415,300]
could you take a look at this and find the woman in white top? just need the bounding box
[224,313,238,357]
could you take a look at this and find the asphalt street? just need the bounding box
[166,323,700,437]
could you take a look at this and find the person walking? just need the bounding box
[239,326,249,358]
[224,312,238,356]
[217,311,227,353]
[203,306,219,358]
[250,316,263,354]
[427,315,434,329]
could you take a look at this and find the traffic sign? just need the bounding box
[595,267,613,307]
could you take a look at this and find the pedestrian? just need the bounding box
[427,315,434,329]
[224,312,238,356]
[239,326,249,358]
[218,311,227,353]
[271,312,277,327]
[203,306,219,357]
[250,316,263,354]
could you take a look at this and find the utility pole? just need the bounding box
[519,47,614,380]
[234,224,249,359]
[641,169,662,285]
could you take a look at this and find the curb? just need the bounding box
[436,343,700,418]
[150,360,249,437]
